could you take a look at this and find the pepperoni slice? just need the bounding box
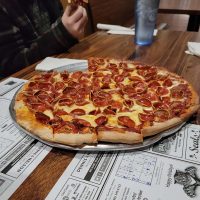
[29,103,47,112]
[63,86,77,95]
[136,98,152,107]
[129,93,142,100]
[102,74,112,83]
[25,96,38,104]
[170,101,185,116]
[142,93,158,101]
[154,110,170,122]
[37,94,54,104]
[110,101,123,109]
[144,69,157,81]
[77,87,90,96]
[54,121,78,133]
[58,98,74,106]
[148,81,160,88]
[73,119,91,127]
[93,97,109,107]
[79,78,90,86]
[121,71,130,77]
[131,80,143,87]
[28,82,38,90]
[128,76,143,82]
[89,109,101,115]
[103,107,116,115]
[91,79,101,91]
[88,64,98,72]
[60,72,69,81]
[49,117,64,129]
[75,99,89,106]
[95,116,108,125]
[71,71,83,80]
[153,102,169,109]
[163,79,173,87]
[160,96,171,104]
[123,99,134,108]
[54,109,68,116]
[108,63,117,69]
[139,113,154,122]
[93,71,104,77]
[133,82,147,94]
[137,66,157,78]
[136,64,151,70]
[118,116,135,128]
[101,83,110,89]
[93,58,105,65]
[156,87,169,96]
[42,72,54,79]
[55,82,65,90]
[119,62,128,69]
[170,84,187,99]
[37,82,54,91]
[96,91,111,99]
[114,75,125,83]
[122,86,136,94]
[35,112,50,124]
[108,66,119,74]
[70,109,86,116]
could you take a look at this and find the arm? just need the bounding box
[0,5,87,77]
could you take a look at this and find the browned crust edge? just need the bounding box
[142,105,199,137]
[14,100,97,146]
[98,131,143,144]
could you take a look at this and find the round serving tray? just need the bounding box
[9,90,186,152]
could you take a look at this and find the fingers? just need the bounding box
[73,7,87,31]
[61,5,88,39]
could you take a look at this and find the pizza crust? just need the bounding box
[142,117,183,137]
[53,133,97,146]
[98,130,143,144]
[142,104,199,137]
[14,100,54,141]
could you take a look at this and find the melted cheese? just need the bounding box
[122,77,131,86]
[43,110,54,119]
[112,93,123,102]
[130,70,140,77]
[78,115,97,127]
[53,73,62,82]
[56,102,97,114]
[132,103,152,112]
[107,111,142,126]
[60,115,73,121]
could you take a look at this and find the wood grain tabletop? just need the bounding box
[10,30,200,199]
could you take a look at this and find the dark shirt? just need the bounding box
[0,0,78,77]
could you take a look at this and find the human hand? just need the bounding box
[61,5,88,39]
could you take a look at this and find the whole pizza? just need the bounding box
[14,58,199,146]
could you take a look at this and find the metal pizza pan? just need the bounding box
[9,89,186,152]
[9,64,186,151]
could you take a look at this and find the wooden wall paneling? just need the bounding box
[88,0,135,31]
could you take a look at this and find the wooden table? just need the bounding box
[10,30,200,199]
[159,0,200,31]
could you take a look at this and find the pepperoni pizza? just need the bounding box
[14,58,199,146]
